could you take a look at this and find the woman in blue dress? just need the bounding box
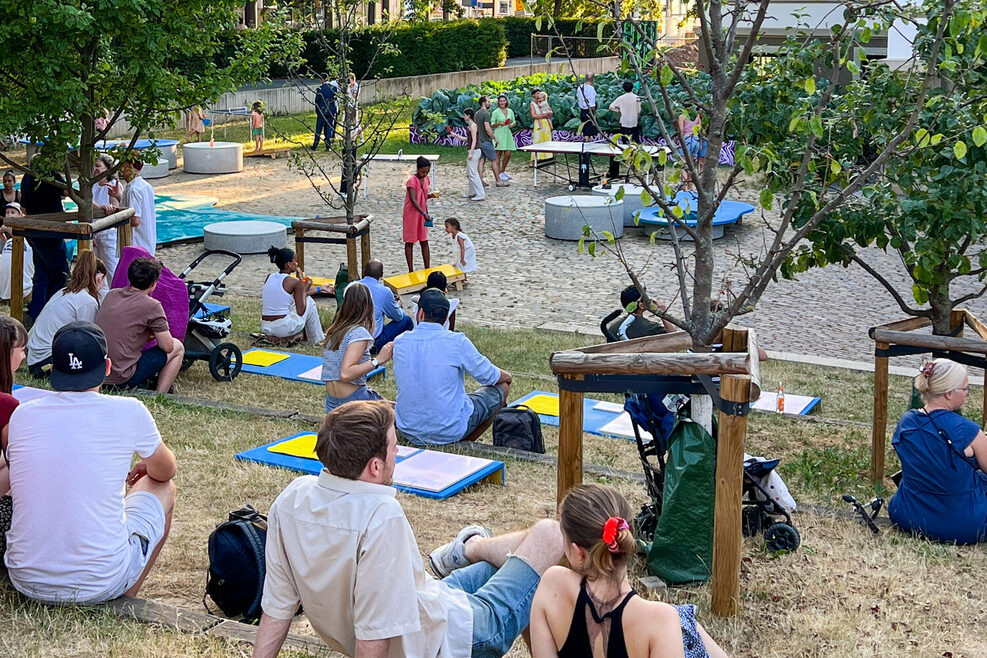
[889,358,987,544]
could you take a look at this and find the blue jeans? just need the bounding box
[443,557,541,657]
[464,385,505,437]
[313,111,336,148]
[372,315,413,353]
[120,347,168,389]
[324,386,382,413]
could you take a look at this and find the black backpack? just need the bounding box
[205,506,268,624]
[493,406,544,453]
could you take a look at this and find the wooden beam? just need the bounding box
[7,217,91,234]
[89,207,135,233]
[346,234,358,287]
[10,236,24,322]
[294,228,306,271]
[871,341,890,484]
[712,372,750,617]
[870,328,987,355]
[962,309,987,341]
[360,230,371,271]
[745,327,762,401]
[549,351,749,376]
[577,330,694,355]
[557,375,584,506]
[290,214,373,234]
[867,316,931,338]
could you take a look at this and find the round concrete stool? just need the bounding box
[204,220,286,254]
[545,195,624,241]
[142,159,170,179]
[591,183,655,227]
[183,142,243,174]
[152,139,179,169]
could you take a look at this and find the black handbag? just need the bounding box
[493,406,544,453]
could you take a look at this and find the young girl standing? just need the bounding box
[402,156,438,272]
[444,218,476,275]
[250,101,265,153]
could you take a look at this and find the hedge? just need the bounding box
[271,19,507,79]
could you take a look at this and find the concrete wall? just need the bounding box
[104,56,620,139]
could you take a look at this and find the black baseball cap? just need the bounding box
[50,321,108,392]
[418,288,450,321]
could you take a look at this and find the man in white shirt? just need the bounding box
[4,321,177,604]
[607,79,643,176]
[576,73,598,141]
[253,401,563,658]
[121,158,157,255]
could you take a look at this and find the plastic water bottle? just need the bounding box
[776,382,785,414]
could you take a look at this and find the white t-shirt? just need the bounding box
[124,175,156,255]
[0,237,34,301]
[4,392,163,603]
[609,92,641,128]
[411,296,460,330]
[26,289,100,366]
[577,84,597,109]
[451,232,477,273]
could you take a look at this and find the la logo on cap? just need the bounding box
[68,353,84,370]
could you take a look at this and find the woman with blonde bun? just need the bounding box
[889,358,987,544]
[530,484,727,658]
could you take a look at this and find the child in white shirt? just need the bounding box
[444,217,476,276]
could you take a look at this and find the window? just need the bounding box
[499,1,509,14]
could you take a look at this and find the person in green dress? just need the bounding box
[491,94,517,183]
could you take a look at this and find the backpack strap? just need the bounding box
[236,519,268,621]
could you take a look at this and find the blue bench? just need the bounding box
[637,191,755,239]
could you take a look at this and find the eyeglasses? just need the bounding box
[954,386,971,395]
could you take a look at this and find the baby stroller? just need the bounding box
[178,250,243,382]
[625,392,800,553]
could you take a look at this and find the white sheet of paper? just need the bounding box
[397,445,420,459]
[297,365,323,382]
[752,392,818,415]
[599,412,653,441]
[593,401,625,413]
[394,451,493,493]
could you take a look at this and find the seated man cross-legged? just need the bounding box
[95,257,185,393]
[359,259,413,353]
[4,321,177,604]
[393,289,512,445]
[252,400,564,658]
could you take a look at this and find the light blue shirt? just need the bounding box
[393,322,501,444]
[360,276,406,339]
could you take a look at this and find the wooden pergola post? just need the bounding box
[556,375,584,506]
[10,236,24,323]
[295,228,306,271]
[871,341,890,484]
[291,215,374,282]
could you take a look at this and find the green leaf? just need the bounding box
[954,140,968,160]
[535,16,542,32]
[861,27,872,44]
[640,189,653,206]
[577,235,585,254]
[830,160,842,175]
[596,21,605,43]
[624,301,638,314]
[809,116,823,139]
[914,128,928,145]
[660,65,673,87]
[973,126,987,148]
[587,241,597,257]
[788,115,801,133]
[671,205,684,219]
[803,77,816,95]
[614,187,625,201]
[930,133,944,145]
[602,230,615,244]
[657,149,668,166]
[759,188,773,210]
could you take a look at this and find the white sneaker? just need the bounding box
[462,193,473,198]
[470,195,485,202]
[499,173,510,181]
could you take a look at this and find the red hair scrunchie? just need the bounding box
[920,361,935,379]
[602,517,629,553]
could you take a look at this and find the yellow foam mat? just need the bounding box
[308,276,335,289]
[384,264,463,291]
[521,393,560,417]
[241,350,291,367]
[268,433,318,459]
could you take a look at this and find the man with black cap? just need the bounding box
[392,289,511,445]
[121,156,156,255]
[4,321,177,604]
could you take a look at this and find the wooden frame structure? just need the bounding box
[292,214,374,281]
[868,309,987,483]
[5,207,135,322]
[549,326,761,617]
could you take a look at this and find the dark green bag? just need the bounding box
[644,417,717,584]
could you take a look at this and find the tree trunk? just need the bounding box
[553,0,563,19]
[929,286,953,336]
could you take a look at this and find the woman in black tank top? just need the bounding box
[529,484,729,658]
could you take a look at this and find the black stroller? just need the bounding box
[178,250,243,382]
[625,392,800,553]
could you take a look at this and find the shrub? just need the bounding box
[411,70,709,139]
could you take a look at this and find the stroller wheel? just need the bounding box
[209,342,242,382]
[764,522,801,553]
[180,357,196,371]
[742,507,765,537]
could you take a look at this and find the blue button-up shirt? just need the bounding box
[360,276,407,339]
[393,322,501,445]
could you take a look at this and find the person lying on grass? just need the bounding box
[252,399,564,658]
[889,358,987,544]
[4,321,176,604]
[531,484,729,658]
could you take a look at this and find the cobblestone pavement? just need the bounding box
[156,155,987,364]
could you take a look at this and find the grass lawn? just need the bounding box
[2,294,985,657]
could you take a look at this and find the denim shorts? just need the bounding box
[479,141,497,161]
[464,385,505,437]
[99,491,166,603]
[324,386,382,413]
[684,136,707,158]
[443,557,541,657]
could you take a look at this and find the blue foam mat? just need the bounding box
[510,390,634,441]
[194,303,230,320]
[240,348,384,385]
[236,433,505,500]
